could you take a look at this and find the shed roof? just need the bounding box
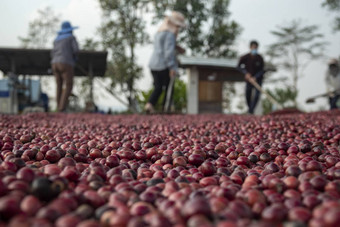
[0,47,107,77]
[179,56,244,82]
[179,56,238,69]
[178,55,276,83]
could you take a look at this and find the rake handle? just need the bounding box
[248,77,283,109]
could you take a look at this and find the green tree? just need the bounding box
[18,6,60,48]
[82,38,100,51]
[17,6,61,111]
[204,0,241,58]
[99,0,149,112]
[77,38,101,105]
[322,0,340,31]
[267,20,327,106]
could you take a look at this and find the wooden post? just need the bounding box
[10,57,18,114]
[187,67,199,114]
[89,60,94,102]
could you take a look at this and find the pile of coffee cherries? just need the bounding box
[0,111,339,227]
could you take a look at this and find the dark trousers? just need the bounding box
[149,69,172,108]
[246,76,263,114]
[329,95,340,110]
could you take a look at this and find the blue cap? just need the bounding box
[58,21,79,34]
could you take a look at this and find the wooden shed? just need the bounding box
[179,56,244,114]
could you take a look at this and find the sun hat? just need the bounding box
[328,58,339,66]
[166,11,186,28]
[58,21,79,34]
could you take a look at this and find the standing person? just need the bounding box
[238,40,265,114]
[51,21,79,112]
[325,58,340,109]
[144,11,186,113]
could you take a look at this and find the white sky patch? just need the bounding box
[61,0,102,46]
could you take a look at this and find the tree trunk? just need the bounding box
[128,41,137,113]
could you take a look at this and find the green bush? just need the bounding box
[262,86,298,114]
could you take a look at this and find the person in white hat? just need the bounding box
[145,11,186,113]
[325,58,340,109]
[51,21,79,112]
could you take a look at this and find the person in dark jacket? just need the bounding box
[238,40,265,114]
[51,21,79,112]
[144,11,186,113]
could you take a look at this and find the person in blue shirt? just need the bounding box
[51,21,79,112]
[238,40,265,114]
[145,11,186,113]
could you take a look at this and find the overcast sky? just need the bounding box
[0,0,339,112]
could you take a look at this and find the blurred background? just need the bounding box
[0,0,339,114]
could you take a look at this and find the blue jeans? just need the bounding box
[329,95,340,110]
[246,76,263,114]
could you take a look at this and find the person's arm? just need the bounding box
[237,55,252,81]
[50,42,55,60]
[254,55,265,79]
[164,32,177,77]
[72,36,79,62]
[325,71,332,93]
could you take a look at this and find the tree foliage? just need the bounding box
[18,7,60,48]
[204,0,241,58]
[82,38,101,51]
[17,6,61,111]
[267,20,327,105]
[99,0,149,112]
[322,0,340,31]
[77,38,101,103]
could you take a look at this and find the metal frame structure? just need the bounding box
[0,47,107,114]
